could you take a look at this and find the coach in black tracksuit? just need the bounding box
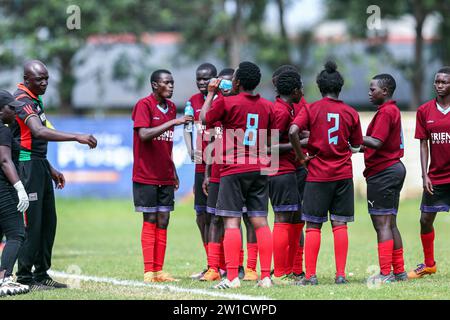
[11,60,97,290]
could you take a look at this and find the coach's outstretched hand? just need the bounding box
[76,134,97,149]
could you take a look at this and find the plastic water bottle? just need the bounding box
[184,101,194,132]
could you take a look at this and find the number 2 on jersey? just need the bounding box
[243,113,259,146]
[327,113,339,145]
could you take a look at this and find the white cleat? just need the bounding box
[256,276,273,288]
[212,277,241,290]
[0,277,30,296]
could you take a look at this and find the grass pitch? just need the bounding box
[5,197,450,300]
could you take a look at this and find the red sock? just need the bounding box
[208,242,221,272]
[293,245,304,274]
[377,239,394,275]
[154,228,167,272]
[255,226,273,279]
[273,222,290,277]
[246,243,258,271]
[141,222,156,273]
[239,248,244,268]
[204,243,209,259]
[305,228,321,279]
[421,230,435,267]
[332,225,348,278]
[392,247,405,274]
[288,223,303,274]
[223,228,241,281]
[219,242,226,271]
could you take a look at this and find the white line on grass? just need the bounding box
[48,270,272,300]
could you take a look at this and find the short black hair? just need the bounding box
[373,73,396,97]
[316,61,344,95]
[437,66,450,75]
[150,69,171,83]
[276,71,302,95]
[272,64,299,79]
[219,68,234,77]
[196,63,217,77]
[235,61,261,91]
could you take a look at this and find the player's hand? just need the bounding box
[299,130,310,139]
[192,150,203,164]
[423,175,434,195]
[50,167,66,189]
[202,175,209,196]
[298,154,315,165]
[175,116,194,126]
[207,78,221,93]
[174,175,180,191]
[13,181,29,213]
[77,134,97,149]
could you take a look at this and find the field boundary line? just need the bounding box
[49,270,272,300]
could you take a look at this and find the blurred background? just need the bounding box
[0,0,448,200]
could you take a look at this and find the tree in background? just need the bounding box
[326,0,445,109]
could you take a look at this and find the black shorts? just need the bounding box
[133,182,174,213]
[366,162,406,215]
[421,183,450,213]
[206,182,220,215]
[302,179,354,223]
[269,173,299,212]
[296,166,307,207]
[194,172,207,215]
[216,171,269,218]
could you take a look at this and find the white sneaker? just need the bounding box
[212,277,240,289]
[0,277,30,296]
[256,276,273,288]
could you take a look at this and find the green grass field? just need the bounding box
[5,197,450,300]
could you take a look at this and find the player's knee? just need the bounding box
[420,215,433,228]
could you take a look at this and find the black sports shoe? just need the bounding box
[23,280,54,292]
[238,266,245,280]
[295,275,318,286]
[292,272,305,281]
[335,276,349,284]
[393,271,408,282]
[36,278,68,289]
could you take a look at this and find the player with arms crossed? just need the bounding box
[289,61,363,285]
[362,74,407,283]
[132,69,193,283]
[408,66,450,279]
[201,61,275,289]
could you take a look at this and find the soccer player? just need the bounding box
[184,63,217,280]
[362,74,407,283]
[132,69,193,283]
[11,60,97,291]
[0,90,30,296]
[201,61,274,289]
[289,61,363,285]
[272,65,307,280]
[269,71,304,285]
[408,66,450,279]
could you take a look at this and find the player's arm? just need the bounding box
[25,116,97,148]
[362,136,382,149]
[288,124,306,162]
[47,161,65,189]
[172,161,179,191]
[0,145,29,212]
[200,78,221,124]
[420,139,433,195]
[138,116,192,142]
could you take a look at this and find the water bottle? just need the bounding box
[184,101,194,132]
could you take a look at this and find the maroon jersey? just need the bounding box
[205,92,274,177]
[364,100,404,178]
[132,93,176,185]
[292,96,363,182]
[293,96,308,117]
[269,98,297,176]
[189,93,209,173]
[415,99,450,185]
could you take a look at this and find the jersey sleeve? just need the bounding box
[15,96,38,123]
[349,113,363,146]
[414,107,427,140]
[132,99,152,129]
[273,108,290,132]
[205,96,225,126]
[0,126,12,148]
[291,107,309,131]
[369,110,392,143]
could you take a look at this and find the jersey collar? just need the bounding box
[17,83,39,100]
[436,101,450,115]
[377,100,396,110]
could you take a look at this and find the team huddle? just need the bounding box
[131,60,450,289]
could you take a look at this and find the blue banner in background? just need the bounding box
[47,117,195,199]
